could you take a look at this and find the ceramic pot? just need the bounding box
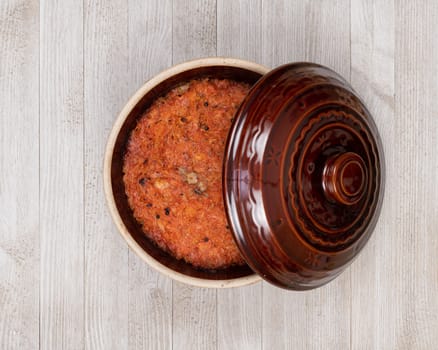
[104,58,384,289]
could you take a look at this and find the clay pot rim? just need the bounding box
[104,57,269,288]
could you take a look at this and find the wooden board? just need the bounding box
[84,1,129,349]
[39,0,84,348]
[1,0,437,349]
[0,1,39,349]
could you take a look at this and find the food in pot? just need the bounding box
[123,78,250,269]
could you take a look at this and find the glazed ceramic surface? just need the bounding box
[223,63,384,290]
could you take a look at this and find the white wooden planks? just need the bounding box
[0,1,39,349]
[260,0,307,67]
[84,1,129,349]
[351,1,438,349]
[172,0,216,65]
[127,1,173,350]
[217,0,263,63]
[392,1,438,348]
[39,0,84,348]
[1,1,438,349]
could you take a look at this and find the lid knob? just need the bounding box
[322,152,368,205]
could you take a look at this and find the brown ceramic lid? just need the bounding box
[223,63,384,290]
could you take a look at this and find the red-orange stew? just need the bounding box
[123,78,250,269]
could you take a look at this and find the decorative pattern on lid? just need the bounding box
[223,63,385,290]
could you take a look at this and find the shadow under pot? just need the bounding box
[104,57,384,290]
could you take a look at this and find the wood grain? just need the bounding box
[260,0,306,67]
[172,0,216,64]
[216,2,263,349]
[84,1,129,349]
[39,0,84,348]
[261,1,351,349]
[350,1,396,349]
[172,282,217,350]
[127,1,173,350]
[1,1,438,349]
[0,1,39,349]
[217,0,262,63]
[392,1,438,348]
[171,1,217,350]
[217,284,262,350]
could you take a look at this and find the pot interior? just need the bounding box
[111,65,263,280]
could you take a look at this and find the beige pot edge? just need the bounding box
[103,57,270,288]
